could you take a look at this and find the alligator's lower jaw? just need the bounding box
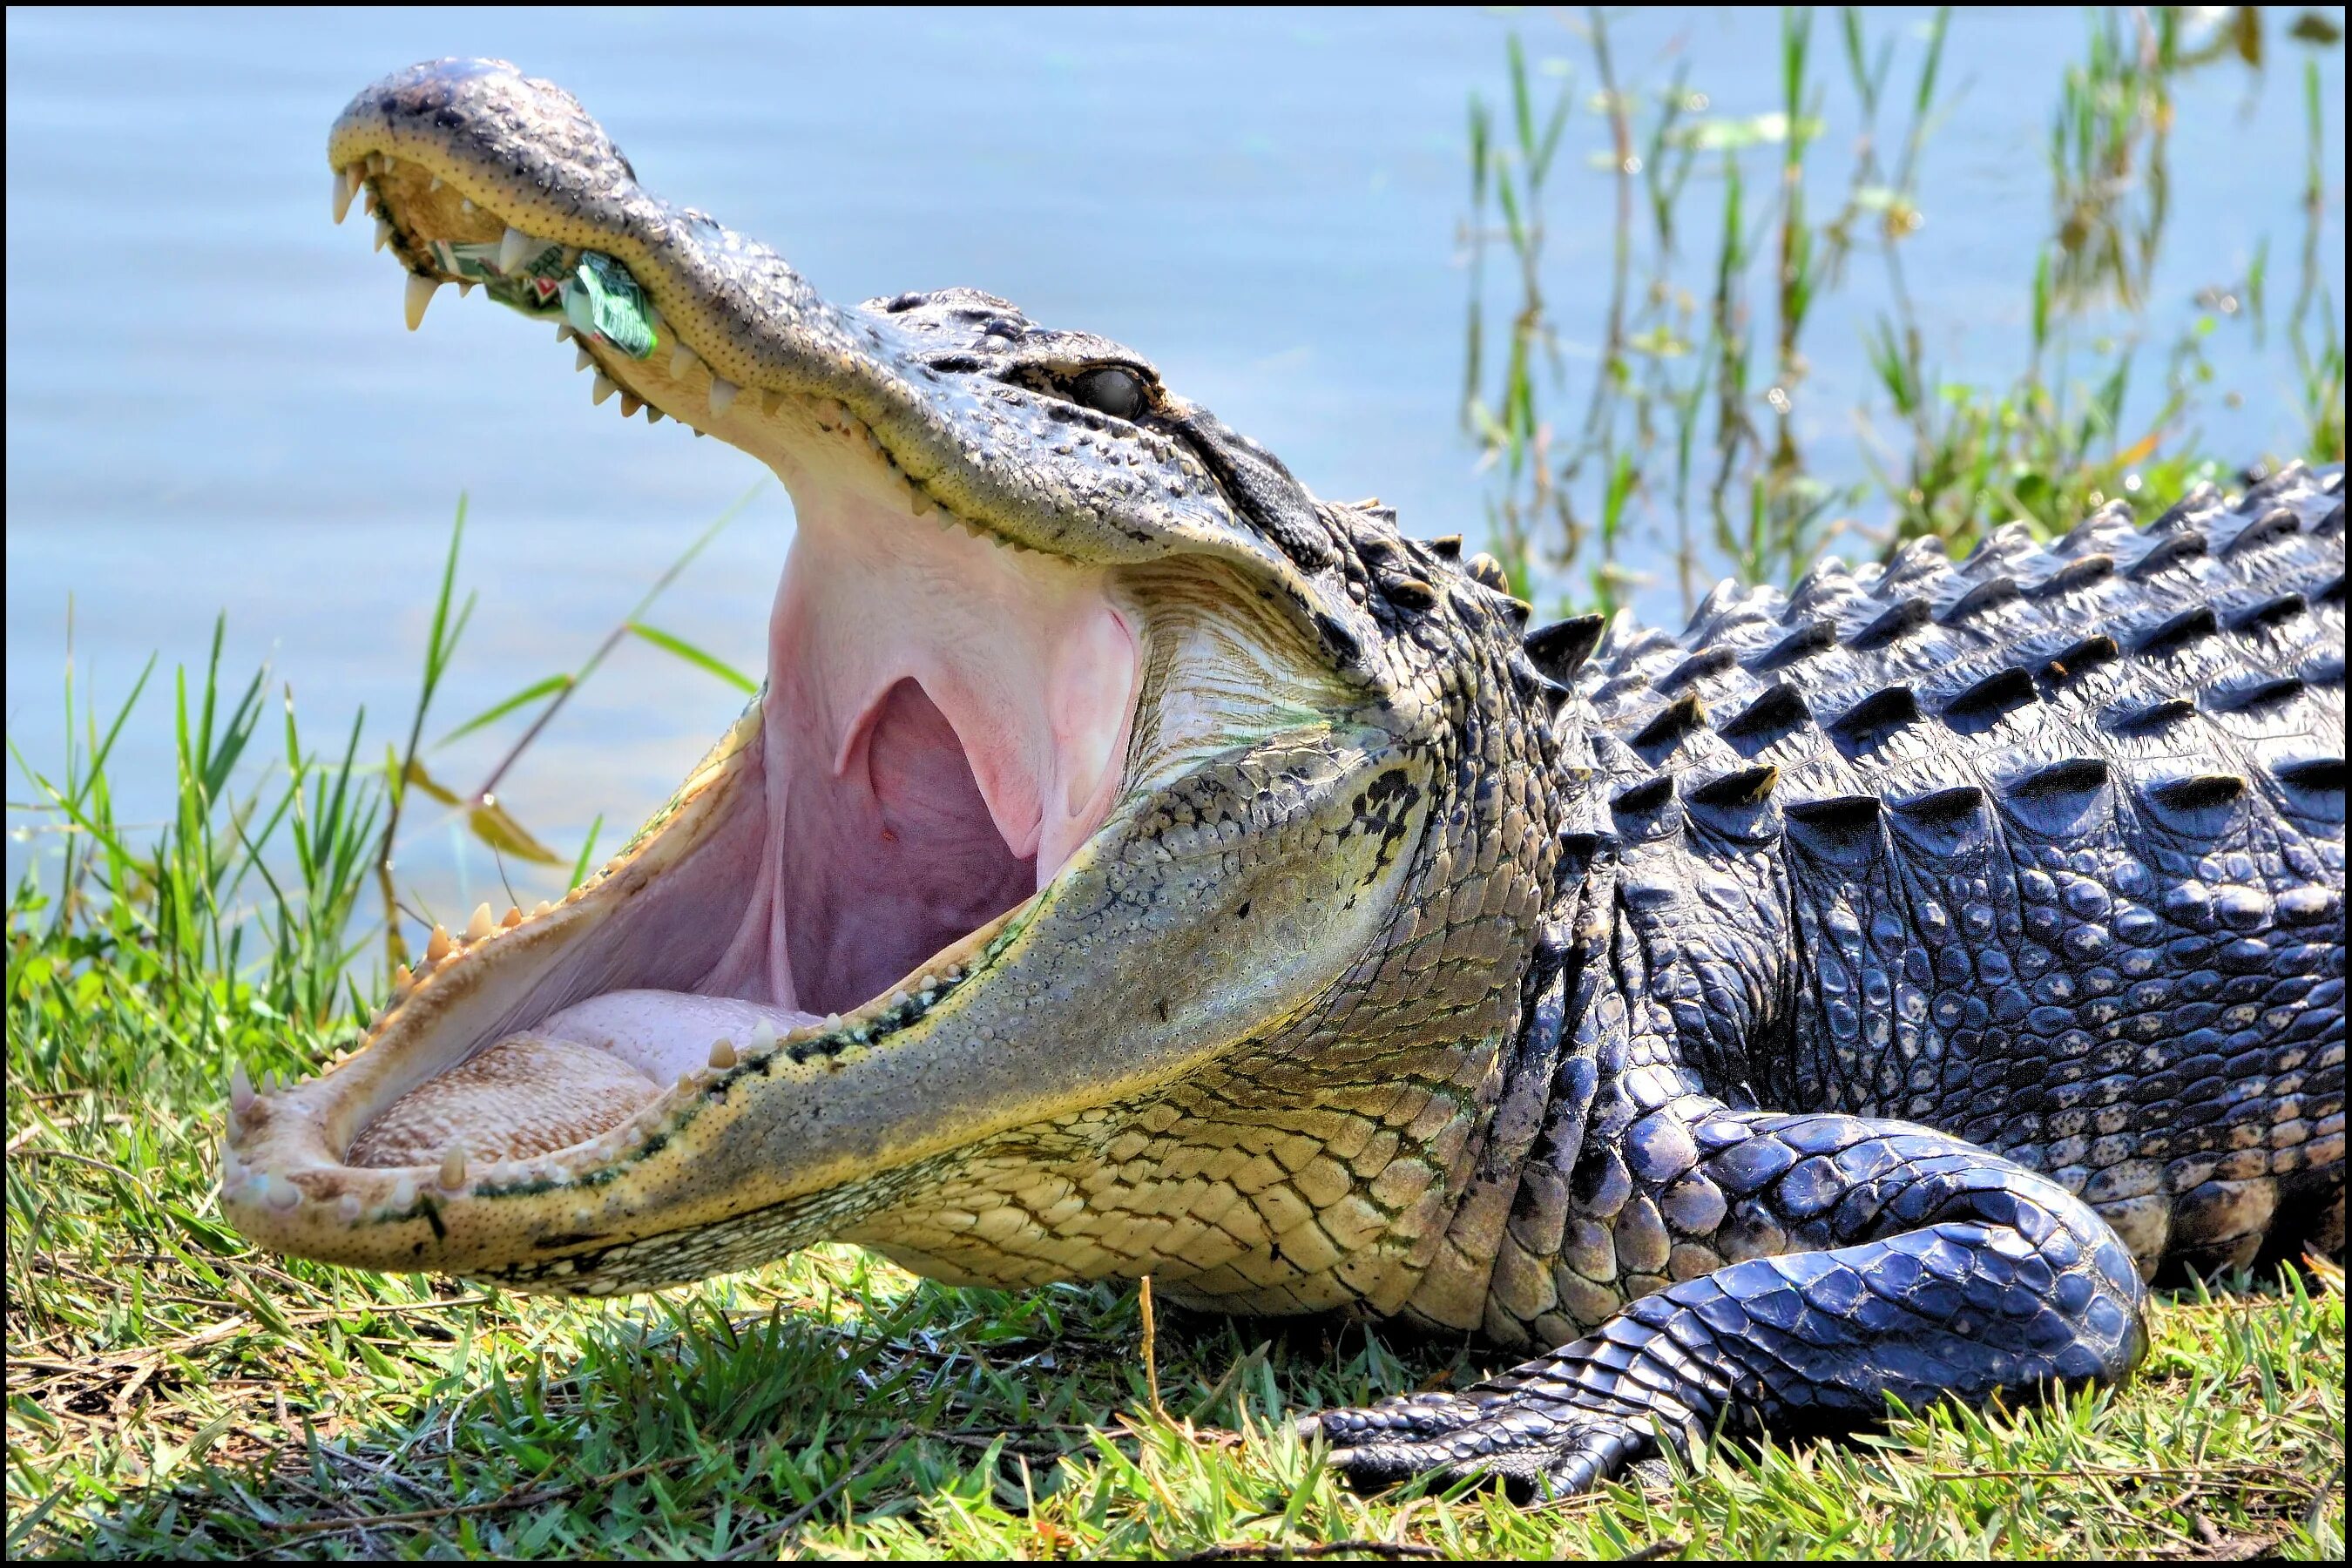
[220,338,1141,1278]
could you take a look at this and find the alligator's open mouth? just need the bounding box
[223,135,1152,1273]
[221,60,1406,1292]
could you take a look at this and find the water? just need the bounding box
[6,7,2342,926]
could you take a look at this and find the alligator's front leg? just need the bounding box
[1309,1109,2151,1496]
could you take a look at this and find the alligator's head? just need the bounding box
[223,60,1566,1311]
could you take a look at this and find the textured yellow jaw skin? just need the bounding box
[219,679,1423,1294]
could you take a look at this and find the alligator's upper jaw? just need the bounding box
[315,57,1274,568]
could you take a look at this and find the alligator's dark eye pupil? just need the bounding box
[1071,367,1145,420]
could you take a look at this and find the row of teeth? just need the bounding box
[221,947,970,1225]
[221,850,980,1217]
[227,855,973,1100]
[331,150,770,441]
[334,148,1118,550]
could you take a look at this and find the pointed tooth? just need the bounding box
[465,902,495,942]
[230,1062,255,1116]
[373,217,393,253]
[556,322,578,344]
[909,486,936,517]
[266,1173,303,1212]
[498,226,537,274]
[393,963,414,991]
[532,900,553,917]
[338,1193,364,1222]
[502,905,524,929]
[707,378,740,417]
[645,406,665,423]
[425,924,454,963]
[575,345,596,373]
[592,373,618,405]
[670,342,700,376]
[457,280,476,299]
[620,393,644,418]
[403,274,441,331]
[824,1013,842,1031]
[366,152,387,175]
[332,166,359,224]
[459,197,475,214]
[427,175,443,193]
[748,1019,779,1051]
[439,1146,468,1191]
[708,1037,738,1070]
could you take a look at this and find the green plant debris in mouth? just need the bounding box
[422,238,659,359]
[562,253,659,359]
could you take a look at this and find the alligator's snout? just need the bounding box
[331,59,882,415]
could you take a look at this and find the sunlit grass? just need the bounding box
[5,973,2342,1558]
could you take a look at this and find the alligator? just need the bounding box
[223,58,2347,1497]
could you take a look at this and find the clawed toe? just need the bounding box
[1309,1397,1652,1500]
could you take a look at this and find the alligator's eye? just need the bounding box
[1069,367,1146,421]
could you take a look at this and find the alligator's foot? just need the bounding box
[1307,1388,1667,1498]
[1310,1112,2157,1499]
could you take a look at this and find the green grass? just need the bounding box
[5,989,2345,1560]
[8,7,2348,1558]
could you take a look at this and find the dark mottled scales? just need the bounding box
[1320,467,2343,1495]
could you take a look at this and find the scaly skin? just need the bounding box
[224,59,2346,1497]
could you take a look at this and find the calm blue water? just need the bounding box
[6,7,2343,925]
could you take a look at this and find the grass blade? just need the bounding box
[625,622,758,695]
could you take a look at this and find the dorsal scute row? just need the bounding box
[1520,464,2345,870]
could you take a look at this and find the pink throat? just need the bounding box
[702,471,1139,1017]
